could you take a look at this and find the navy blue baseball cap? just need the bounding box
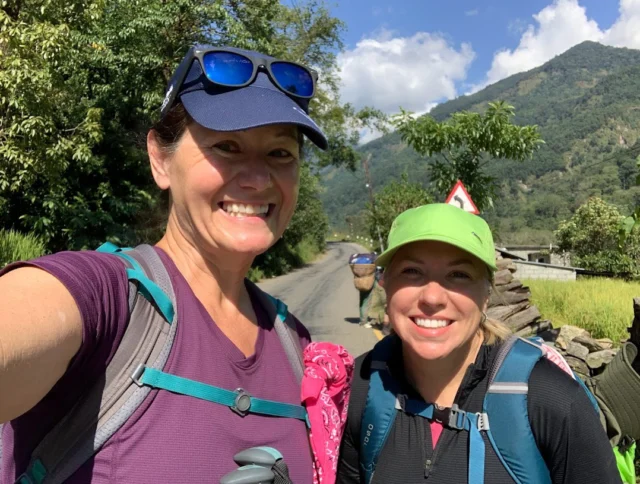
[163,46,329,150]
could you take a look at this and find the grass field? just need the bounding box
[523,277,640,344]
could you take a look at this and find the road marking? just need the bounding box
[372,327,384,341]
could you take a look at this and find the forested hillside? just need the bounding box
[321,41,640,243]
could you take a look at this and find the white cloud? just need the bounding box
[465,9,479,16]
[474,0,640,91]
[337,30,475,115]
[605,0,640,48]
[478,0,602,90]
[359,127,384,145]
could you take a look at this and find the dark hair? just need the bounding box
[150,102,305,156]
[150,103,193,153]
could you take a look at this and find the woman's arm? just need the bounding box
[528,358,622,484]
[0,267,82,423]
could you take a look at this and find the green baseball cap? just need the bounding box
[375,203,497,271]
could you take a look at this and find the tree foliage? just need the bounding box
[0,0,382,273]
[367,173,432,246]
[392,101,543,211]
[555,197,640,277]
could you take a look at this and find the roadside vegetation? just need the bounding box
[0,230,47,267]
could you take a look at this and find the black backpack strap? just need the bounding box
[245,280,304,384]
[16,244,177,484]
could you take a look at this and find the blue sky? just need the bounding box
[303,0,640,140]
[332,0,619,88]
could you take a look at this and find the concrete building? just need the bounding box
[499,244,571,267]
[496,247,578,281]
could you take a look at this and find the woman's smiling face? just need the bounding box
[382,240,491,362]
[150,122,301,259]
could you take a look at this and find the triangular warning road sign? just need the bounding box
[445,180,480,214]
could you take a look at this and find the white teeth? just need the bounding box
[222,203,269,216]
[414,318,449,329]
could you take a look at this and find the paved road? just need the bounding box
[258,242,379,358]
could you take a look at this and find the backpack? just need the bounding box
[359,334,600,484]
[7,243,306,484]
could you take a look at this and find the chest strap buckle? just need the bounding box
[232,388,252,417]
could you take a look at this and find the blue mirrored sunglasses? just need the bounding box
[160,46,318,119]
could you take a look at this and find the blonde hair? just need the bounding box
[479,280,511,345]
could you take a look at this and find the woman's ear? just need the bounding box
[148,130,171,190]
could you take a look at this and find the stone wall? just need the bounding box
[486,257,548,335]
[490,254,640,380]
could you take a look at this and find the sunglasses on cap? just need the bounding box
[160,46,318,119]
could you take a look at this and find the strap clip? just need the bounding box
[448,403,465,429]
[231,388,252,417]
[131,364,146,387]
[475,412,490,431]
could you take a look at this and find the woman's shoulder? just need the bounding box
[529,356,591,412]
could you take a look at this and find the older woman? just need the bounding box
[337,203,621,483]
[0,45,328,483]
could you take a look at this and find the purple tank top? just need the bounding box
[1,248,313,483]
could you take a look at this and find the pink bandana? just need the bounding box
[301,342,355,484]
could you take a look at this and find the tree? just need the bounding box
[555,197,640,276]
[367,173,432,246]
[392,101,543,211]
[0,0,383,260]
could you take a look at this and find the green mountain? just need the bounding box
[320,41,640,244]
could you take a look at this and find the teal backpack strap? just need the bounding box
[359,335,401,484]
[16,244,177,484]
[484,336,551,484]
[131,366,309,426]
[125,279,310,427]
[244,280,305,384]
[399,395,488,484]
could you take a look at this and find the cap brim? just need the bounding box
[180,85,328,150]
[376,233,497,271]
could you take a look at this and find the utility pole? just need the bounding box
[362,153,385,252]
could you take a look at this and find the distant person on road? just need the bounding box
[349,252,378,327]
[337,203,621,484]
[0,45,346,484]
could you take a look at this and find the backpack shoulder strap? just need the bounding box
[484,336,551,484]
[244,280,304,384]
[360,334,402,484]
[17,244,177,484]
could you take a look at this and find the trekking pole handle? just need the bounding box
[219,465,275,484]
